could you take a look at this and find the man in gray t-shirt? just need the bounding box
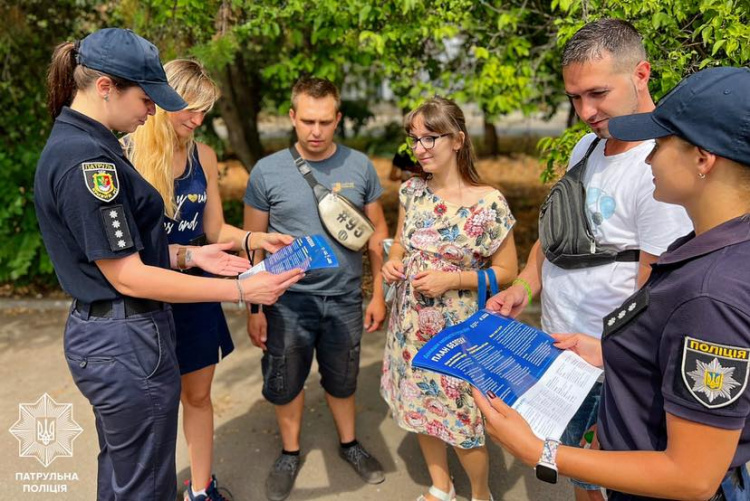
[243,77,388,501]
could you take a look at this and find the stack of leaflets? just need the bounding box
[412,310,602,440]
[239,234,339,279]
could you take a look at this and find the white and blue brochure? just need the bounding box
[239,234,339,279]
[412,310,603,440]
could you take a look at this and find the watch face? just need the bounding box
[535,464,558,484]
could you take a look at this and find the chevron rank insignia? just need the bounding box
[602,288,649,338]
[99,205,133,252]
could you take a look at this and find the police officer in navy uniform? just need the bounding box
[34,28,303,500]
[469,66,750,500]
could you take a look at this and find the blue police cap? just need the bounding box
[78,28,187,112]
[609,67,750,166]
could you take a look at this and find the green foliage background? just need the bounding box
[0,1,109,285]
[2,0,749,287]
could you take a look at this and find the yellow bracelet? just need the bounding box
[512,278,533,305]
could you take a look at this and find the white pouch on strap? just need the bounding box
[290,146,374,252]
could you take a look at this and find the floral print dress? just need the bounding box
[380,177,515,449]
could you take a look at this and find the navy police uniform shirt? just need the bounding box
[34,107,169,303]
[598,215,750,500]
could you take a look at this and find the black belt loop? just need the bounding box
[111,298,127,320]
[72,299,91,320]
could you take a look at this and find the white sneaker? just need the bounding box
[417,484,456,501]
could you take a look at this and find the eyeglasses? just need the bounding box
[406,133,451,150]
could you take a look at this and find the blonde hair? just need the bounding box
[404,96,481,186]
[125,59,220,218]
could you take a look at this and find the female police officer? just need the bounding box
[34,28,303,500]
[475,66,750,500]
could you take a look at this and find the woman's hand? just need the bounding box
[251,232,295,253]
[411,270,456,298]
[472,387,543,467]
[382,259,406,284]
[239,268,304,305]
[191,242,250,276]
[550,333,604,368]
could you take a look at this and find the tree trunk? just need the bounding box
[483,115,499,157]
[215,53,264,171]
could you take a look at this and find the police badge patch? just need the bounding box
[82,162,119,202]
[681,336,750,409]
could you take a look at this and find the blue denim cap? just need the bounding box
[609,67,750,166]
[78,28,186,112]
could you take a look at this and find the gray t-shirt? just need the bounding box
[244,144,383,295]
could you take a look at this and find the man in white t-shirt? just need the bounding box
[487,19,691,501]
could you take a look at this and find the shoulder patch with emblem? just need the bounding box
[602,288,650,338]
[681,336,750,409]
[99,205,134,252]
[82,162,119,202]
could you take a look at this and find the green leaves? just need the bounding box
[539,0,750,178]
[0,0,107,285]
[6,0,750,285]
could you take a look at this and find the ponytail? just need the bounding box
[46,40,138,119]
[47,42,77,119]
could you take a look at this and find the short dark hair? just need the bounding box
[291,77,341,111]
[562,19,647,72]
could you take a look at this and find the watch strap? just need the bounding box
[540,438,560,465]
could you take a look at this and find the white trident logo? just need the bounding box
[9,393,83,467]
[37,418,56,445]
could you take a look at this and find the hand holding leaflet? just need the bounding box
[239,234,338,279]
[412,310,602,440]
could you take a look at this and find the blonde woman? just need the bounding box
[381,97,518,501]
[126,59,292,501]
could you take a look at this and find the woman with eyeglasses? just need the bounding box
[380,96,518,501]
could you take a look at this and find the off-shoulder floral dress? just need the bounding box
[380,177,515,449]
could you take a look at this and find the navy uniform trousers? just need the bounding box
[64,300,181,500]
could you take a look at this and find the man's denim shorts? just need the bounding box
[262,290,364,405]
[560,381,603,491]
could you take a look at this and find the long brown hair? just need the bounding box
[46,41,137,118]
[404,96,481,186]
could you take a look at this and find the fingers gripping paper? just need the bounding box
[239,234,339,279]
[412,311,602,440]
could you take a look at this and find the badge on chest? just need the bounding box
[602,288,650,338]
[681,336,750,409]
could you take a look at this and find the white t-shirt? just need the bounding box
[541,133,692,338]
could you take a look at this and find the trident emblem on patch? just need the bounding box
[36,418,55,445]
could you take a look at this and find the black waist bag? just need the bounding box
[539,138,639,270]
